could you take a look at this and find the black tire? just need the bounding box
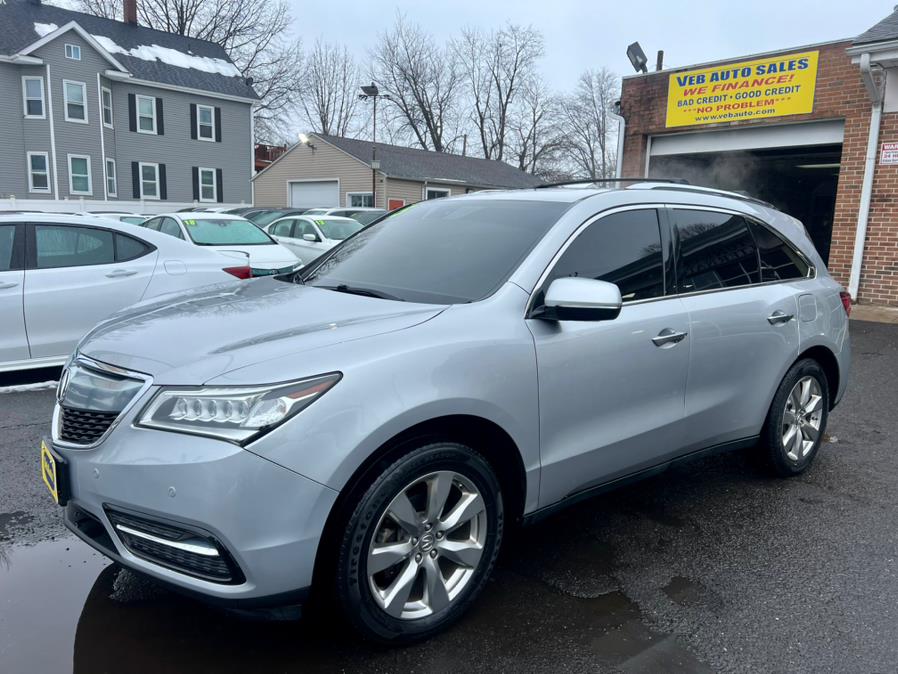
[334,442,503,644]
[760,358,830,477]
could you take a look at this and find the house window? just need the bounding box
[106,158,117,197]
[68,154,92,195]
[425,187,450,200]
[22,77,45,118]
[63,81,87,122]
[27,152,50,193]
[101,87,113,128]
[199,167,217,202]
[64,44,81,60]
[140,162,160,199]
[347,192,374,208]
[197,104,215,141]
[136,95,157,134]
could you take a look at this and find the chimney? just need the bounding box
[124,0,137,25]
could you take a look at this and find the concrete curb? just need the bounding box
[851,304,898,324]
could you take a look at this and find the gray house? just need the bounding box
[0,0,257,211]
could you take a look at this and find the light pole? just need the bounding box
[360,83,389,207]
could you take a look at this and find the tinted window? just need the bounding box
[36,225,114,269]
[749,221,810,281]
[304,199,569,304]
[142,217,162,231]
[115,234,152,261]
[296,220,320,240]
[183,218,274,246]
[159,217,184,239]
[674,210,759,292]
[539,209,664,304]
[248,210,290,227]
[271,219,294,237]
[0,225,18,271]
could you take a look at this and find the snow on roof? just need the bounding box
[34,22,58,37]
[91,33,241,77]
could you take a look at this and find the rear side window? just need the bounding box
[673,210,759,292]
[35,225,115,269]
[142,218,162,231]
[749,221,810,281]
[115,233,153,261]
[0,224,21,271]
[539,209,665,304]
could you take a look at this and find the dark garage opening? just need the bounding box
[649,144,841,264]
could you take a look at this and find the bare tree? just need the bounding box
[370,16,461,152]
[560,68,620,179]
[298,41,361,136]
[76,0,302,141]
[508,78,567,179]
[455,25,543,161]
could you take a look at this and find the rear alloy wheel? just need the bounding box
[761,359,830,476]
[335,443,503,643]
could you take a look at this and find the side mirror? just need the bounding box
[538,277,622,321]
[303,233,319,242]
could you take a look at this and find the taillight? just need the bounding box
[223,265,252,280]
[839,290,852,317]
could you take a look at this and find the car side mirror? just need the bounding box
[303,233,319,242]
[538,277,622,321]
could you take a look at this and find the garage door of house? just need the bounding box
[289,181,339,208]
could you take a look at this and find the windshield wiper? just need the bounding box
[318,284,404,301]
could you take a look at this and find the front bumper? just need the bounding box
[56,419,338,605]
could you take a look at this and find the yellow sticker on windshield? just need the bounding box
[184,219,196,226]
[315,219,326,226]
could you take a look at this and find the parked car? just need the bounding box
[139,213,299,276]
[244,208,313,228]
[43,184,850,643]
[223,207,260,216]
[0,213,249,373]
[86,211,148,225]
[303,207,388,225]
[265,215,363,262]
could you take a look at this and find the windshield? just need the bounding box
[248,210,290,227]
[317,219,363,241]
[352,210,387,225]
[302,199,568,303]
[183,218,274,246]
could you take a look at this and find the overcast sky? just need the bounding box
[287,0,892,91]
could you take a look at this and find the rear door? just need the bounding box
[24,224,157,359]
[671,207,800,451]
[0,223,29,365]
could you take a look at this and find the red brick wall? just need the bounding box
[619,41,898,306]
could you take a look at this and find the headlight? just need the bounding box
[137,373,341,443]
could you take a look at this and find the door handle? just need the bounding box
[767,311,794,325]
[105,269,138,278]
[0,282,18,289]
[652,328,688,347]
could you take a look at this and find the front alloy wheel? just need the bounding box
[335,443,503,643]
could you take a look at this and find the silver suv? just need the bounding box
[43,183,850,642]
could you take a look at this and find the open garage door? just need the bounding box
[648,121,843,264]
[289,180,339,208]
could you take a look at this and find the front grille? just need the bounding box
[59,406,119,444]
[106,508,243,584]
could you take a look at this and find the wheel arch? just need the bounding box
[796,344,840,409]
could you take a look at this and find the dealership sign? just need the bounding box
[666,51,819,128]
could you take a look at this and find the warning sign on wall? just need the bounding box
[666,51,819,128]
[880,142,898,165]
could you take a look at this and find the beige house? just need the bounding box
[251,133,542,209]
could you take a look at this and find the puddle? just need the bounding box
[0,537,110,674]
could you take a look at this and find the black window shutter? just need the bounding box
[159,164,167,200]
[216,168,223,202]
[131,161,140,198]
[128,94,136,132]
[214,107,222,142]
[189,104,197,140]
[191,167,199,201]
[155,98,164,135]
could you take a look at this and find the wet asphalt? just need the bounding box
[1,320,897,673]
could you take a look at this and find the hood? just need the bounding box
[79,278,446,384]
[210,244,298,269]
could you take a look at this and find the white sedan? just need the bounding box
[0,214,251,373]
[302,207,387,225]
[140,212,299,276]
[264,215,363,263]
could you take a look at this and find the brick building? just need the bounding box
[619,9,898,307]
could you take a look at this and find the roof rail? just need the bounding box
[534,177,689,189]
[637,183,776,209]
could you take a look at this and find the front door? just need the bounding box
[527,208,691,508]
